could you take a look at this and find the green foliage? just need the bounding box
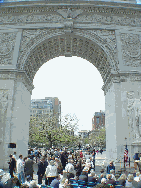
[29,113,80,148]
[89,127,106,148]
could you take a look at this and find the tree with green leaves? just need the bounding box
[29,113,80,148]
[89,127,106,148]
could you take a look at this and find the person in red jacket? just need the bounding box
[80,150,83,158]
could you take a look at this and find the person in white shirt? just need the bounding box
[65,159,75,183]
[125,174,136,188]
[17,154,25,184]
[110,169,116,181]
[45,160,58,185]
[134,171,140,182]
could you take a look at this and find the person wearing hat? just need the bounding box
[8,154,16,178]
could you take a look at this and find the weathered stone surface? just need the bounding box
[0,0,141,168]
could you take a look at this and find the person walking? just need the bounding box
[37,157,46,185]
[17,154,25,184]
[8,154,16,178]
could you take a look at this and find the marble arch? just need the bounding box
[0,0,141,169]
[18,30,117,85]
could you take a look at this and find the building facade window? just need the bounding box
[96,117,99,124]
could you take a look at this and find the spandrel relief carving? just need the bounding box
[120,33,141,67]
[0,32,17,65]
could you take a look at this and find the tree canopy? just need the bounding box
[29,113,80,148]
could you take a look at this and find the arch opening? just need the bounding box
[31,56,105,131]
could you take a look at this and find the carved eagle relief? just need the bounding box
[57,9,83,19]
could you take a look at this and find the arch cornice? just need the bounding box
[102,72,141,95]
[17,28,118,90]
[0,1,141,28]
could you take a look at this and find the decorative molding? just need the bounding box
[0,73,16,80]
[0,32,17,65]
[102,74,141,95]
[17,29,118,86]
[0,3,140,17]
[0,3,140,28]
[120,33,141,67]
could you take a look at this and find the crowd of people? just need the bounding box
[0,147,141,187]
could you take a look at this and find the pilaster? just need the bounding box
[0,71,33,169]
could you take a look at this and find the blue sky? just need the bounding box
[31,56,105,131]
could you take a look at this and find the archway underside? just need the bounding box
[23,34,111,84]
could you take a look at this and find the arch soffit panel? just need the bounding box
[17,29,118,84]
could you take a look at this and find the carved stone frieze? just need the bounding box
[0,3,140,28]
[120,33,141,67]
[0,32,17,65]
[0,3,140,17]
[76,14,141,27]
[0,14,64,24]
[0,89,9,113]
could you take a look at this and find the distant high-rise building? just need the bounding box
[30,97,61,127]
[92,110,105,130]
